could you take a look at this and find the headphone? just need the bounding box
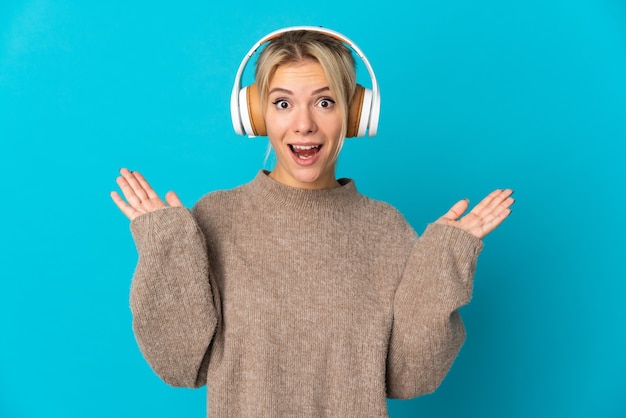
[230,26,380,138]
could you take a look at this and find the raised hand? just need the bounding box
[435,189,514,239]
[111,168,183,220]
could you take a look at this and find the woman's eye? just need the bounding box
[272,100,290,109]
[318,98,335,109]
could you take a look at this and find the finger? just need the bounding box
[439,198,469,222]
[467,189,502,216]
[132,170,159,200]
[489,196,515,219]
[165,191,183,207]
[119,168,150,202]
[479,192,514,223]
[471,189,514,218]
[115,175,143,208]
[491,189,514,208]
[110,191,140,220]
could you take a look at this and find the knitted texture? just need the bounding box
[129,170,483,417]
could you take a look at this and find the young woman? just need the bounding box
[111,28,514,417]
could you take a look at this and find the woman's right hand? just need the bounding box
[110,168,183,221]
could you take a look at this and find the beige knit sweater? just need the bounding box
[129,170,483,417]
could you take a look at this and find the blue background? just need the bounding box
[1,1,625,417]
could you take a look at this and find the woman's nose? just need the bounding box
[293,107,316,134]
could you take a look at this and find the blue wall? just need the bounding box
[1,1,625,417]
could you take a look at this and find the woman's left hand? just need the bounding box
[435,189,515,239]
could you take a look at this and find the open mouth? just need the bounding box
[289,144,322,160]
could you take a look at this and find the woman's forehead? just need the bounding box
[269,61,329,90]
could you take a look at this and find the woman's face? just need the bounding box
[264,60,343,190]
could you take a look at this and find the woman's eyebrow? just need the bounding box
[268,86,331,95]
[268,87,292,95]
[311,86,330,95]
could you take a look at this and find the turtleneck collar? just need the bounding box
[245,170,359,212]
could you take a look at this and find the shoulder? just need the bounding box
[192,182,249,216]
[349,192,417,241]
[355,193,410,225]
[188,185,251,240]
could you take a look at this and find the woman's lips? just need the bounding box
[289,144,322,160]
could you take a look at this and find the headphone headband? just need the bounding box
[230,26,380,138]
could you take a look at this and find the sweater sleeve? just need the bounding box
[386,223,483,399]
[129,206,219,388]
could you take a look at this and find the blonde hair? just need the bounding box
[255,30,357,159]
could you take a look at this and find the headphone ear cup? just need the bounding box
[347,85,363,138]
[347,84,372,138]
[238,83,267,137]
